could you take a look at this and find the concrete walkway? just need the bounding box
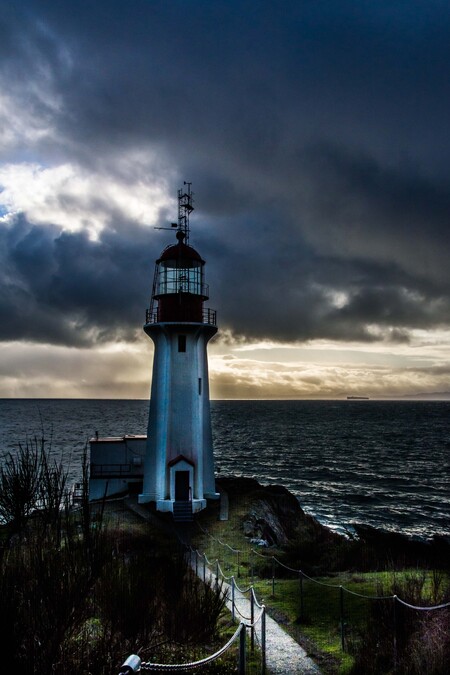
[193,557,321,675]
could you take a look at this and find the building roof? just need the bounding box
[168,453,195,467]
[157,241,204,264]
[89,434,147,444]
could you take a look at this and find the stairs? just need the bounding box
[173,500,193,522]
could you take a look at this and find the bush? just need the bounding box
[0,441,228,674]
[349,571,450,674]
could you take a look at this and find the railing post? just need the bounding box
[195,549,198,576]
[203,553,206,583]
[239,624,246,675]
[299,573,304,621]
[261,607,266,674]
[250,550,254,584]
[272,556,275,597]
[250,590,255,653]
[393,595,397,672]
[340,585,345,651]
[231,577,236,623]
[119,654,141,674]
[215,559,219,591]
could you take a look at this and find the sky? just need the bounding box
[0,0,449,400]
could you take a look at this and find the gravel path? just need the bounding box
[193,556,321,675]
[121,497,321,674]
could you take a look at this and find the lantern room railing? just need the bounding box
[145,306,217,326]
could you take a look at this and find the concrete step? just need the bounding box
[173,500,193,522]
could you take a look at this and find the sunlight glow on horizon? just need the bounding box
[0,332,448,400]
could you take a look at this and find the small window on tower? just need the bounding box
[178,335,187,352]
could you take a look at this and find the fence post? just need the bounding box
[393,595,397,672]
[250,590,255,653]
[119,654,141,674]
[340,585,345,651]
[272,556,275,597]
[239,623,246,675]
[195,549,198,576]
[261,606,266,675]
[203,553,206,583]
[215,559,219,591]
[250,550,254,584]
[299,573,304,621]
[231,577,236,623]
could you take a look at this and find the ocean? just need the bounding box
[0,399,448,541]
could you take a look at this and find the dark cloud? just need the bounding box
[1,1,450,347]
[0,214,155,346]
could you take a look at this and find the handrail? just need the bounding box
[200,553,267,666]
[249,549,450,605]
[395,595,450,611]
[119,623,245,673]
[204,535,450,608]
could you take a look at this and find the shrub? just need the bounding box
[349,571,450,674]
[0,441,228,674]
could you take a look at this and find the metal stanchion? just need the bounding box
[272,556,275,597]
[261,607,267,674]
[393,595,398,672]
[299,572,304,620]
[340,585,345,651]
[239,624,246,675]
[119,654,141,674]
[250,590,255,652]
[231,577,236,622]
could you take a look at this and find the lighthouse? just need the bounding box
[138,184,219,517]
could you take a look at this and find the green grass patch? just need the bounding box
[192,499,449,675]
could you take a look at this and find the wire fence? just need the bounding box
[195,523,450,671]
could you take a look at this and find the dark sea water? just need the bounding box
[0,399,449,540]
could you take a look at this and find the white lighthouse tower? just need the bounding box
[138,184,219,518]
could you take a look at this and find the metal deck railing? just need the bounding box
[145,307,217,326]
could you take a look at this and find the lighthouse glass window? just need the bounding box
[157,260,202,295]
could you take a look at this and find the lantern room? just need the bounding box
[151,230,209,323]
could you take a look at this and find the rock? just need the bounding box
[217,476,307,548]
[250,538,269,547]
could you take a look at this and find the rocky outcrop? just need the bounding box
[216,476,450,571]
[216,477,307,547]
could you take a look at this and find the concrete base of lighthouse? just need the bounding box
[155,498,206,514]
[138,493,219,509]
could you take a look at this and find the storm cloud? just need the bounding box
[1,1,449,370]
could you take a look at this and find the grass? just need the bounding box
[191,486,449,674]
[251,574,391,674]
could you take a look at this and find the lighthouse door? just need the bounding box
[175,471,190,501]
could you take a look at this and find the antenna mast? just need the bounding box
[178,182,194,245]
